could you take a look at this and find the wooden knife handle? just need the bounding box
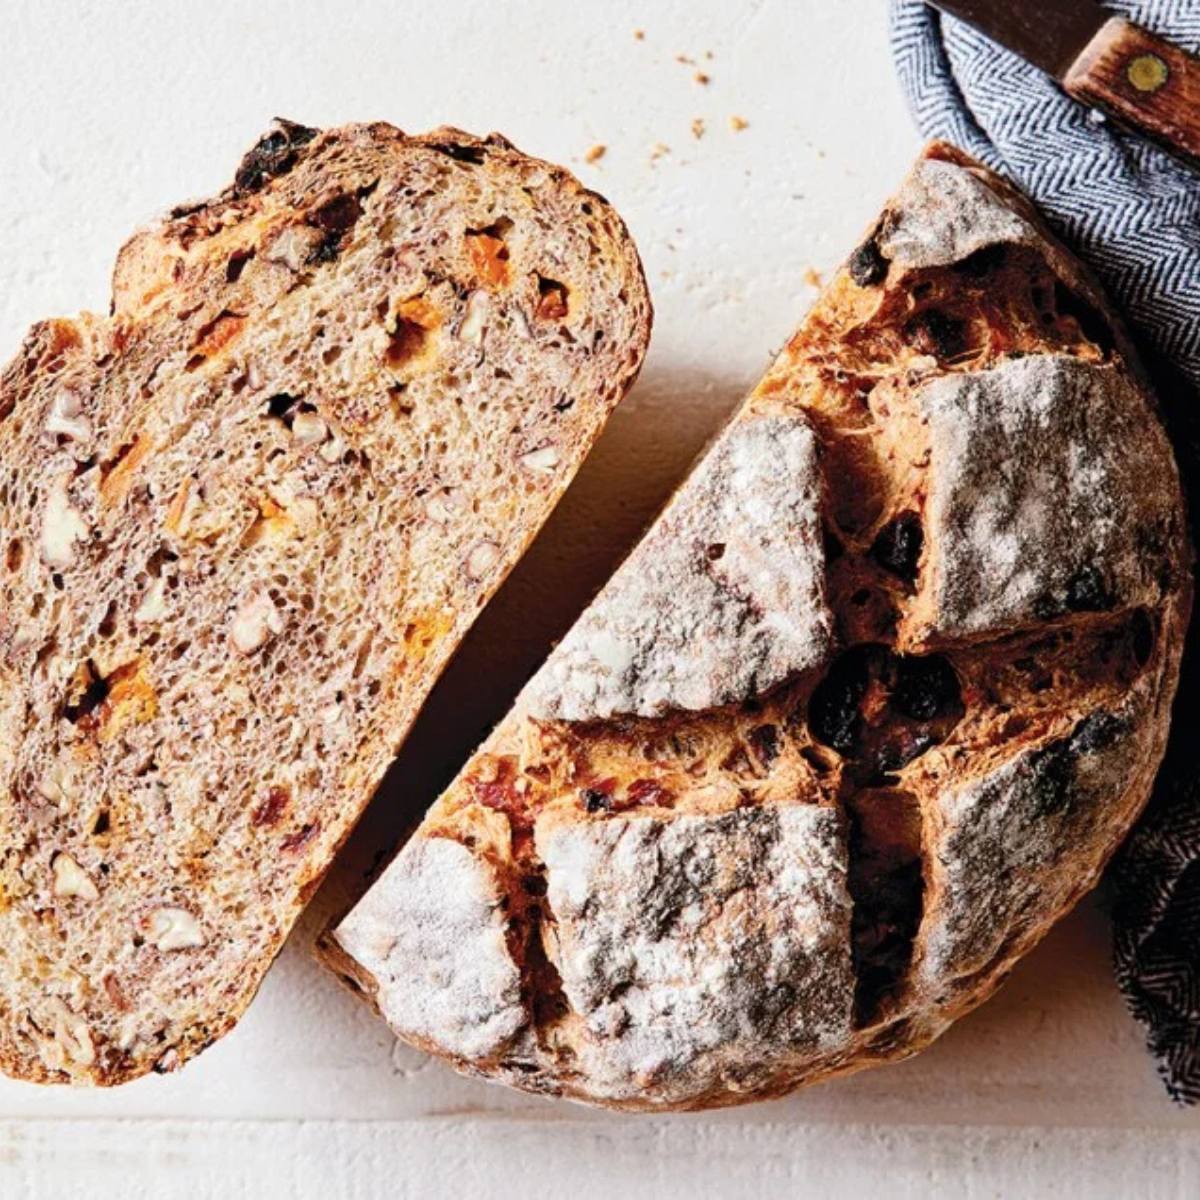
[1064,17,1200,166]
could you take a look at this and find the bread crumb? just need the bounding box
[584,144,606,164]
[730,115,749,132]
[694,71,710,85]
[675,53,694,65]
[804,267,823,289]
[691,119,706,140]
[650,142,671,165]
[634,29,645,40]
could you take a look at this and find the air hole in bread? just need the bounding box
[265,393,300,427]
[431,142,486,166]
[97,601,118,639]
[62,660,109,725]
[952,243,1008,279]
[225,249,255,284]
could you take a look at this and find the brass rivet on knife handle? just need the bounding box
[1126,54,1169,95]
[1064,17,1200,165]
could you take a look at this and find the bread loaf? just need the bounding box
[321,143,1190,1111]
[0,120,650,1083]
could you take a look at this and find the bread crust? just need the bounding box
[0,120,651,1084]
[321,143,1191,1111]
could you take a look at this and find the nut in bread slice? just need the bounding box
[322,144,1190,1111]
[0,120,651,1084]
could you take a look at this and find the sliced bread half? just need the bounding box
[0,119,650,1083]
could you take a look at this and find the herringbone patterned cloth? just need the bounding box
[891,0,1200,1105]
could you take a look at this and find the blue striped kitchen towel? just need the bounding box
[891,0,1200,1105]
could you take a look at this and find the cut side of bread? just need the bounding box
[321,143,1191,1111]
[0,120,650,1084]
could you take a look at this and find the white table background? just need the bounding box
[2,0,1198,1195]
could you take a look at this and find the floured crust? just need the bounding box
[534,805,853,1104]
[913,355,1179,642]
[321,142,1191,1110]
[526,412,832,720]
[331,836,525,1061]
[0,120,651,1084]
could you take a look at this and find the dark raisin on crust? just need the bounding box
[234,120,319,195]
[905,309,968,360]
[580,787,612,814]
[892,654,960,723]
[870,512,923,583]
[847,233,889,287]
[809,649,871,755]
[1033,592,1065,620]
[809,647,963,779]
[1070,710,1126,754]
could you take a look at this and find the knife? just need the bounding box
[927,0,1200,166]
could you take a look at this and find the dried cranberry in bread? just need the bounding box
[322,143,1191,1111]
[0,120,650,1084]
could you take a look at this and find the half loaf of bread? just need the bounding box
[322,143,1190,1111]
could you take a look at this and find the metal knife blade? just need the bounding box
[927,0,1107,80]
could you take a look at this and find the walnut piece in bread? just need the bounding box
[322,144,1191,1111]
[0,120,651,1084]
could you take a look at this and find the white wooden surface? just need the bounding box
[2,0,1198,1194]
